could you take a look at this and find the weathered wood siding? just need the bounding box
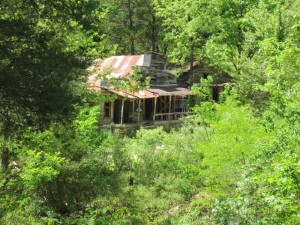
[140,52,177,86]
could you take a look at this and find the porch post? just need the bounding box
[137,99,141,124]
[153,97,157,121]
[121,98,124,124]
[111,101,114,120]
[182,96,185,113]
[168,95,172,120]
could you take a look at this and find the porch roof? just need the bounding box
[148,86,194,96]
[95,86,195,99]
[105,88,155,99]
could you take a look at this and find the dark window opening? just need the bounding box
[104,102,111,117]
[212,87,219,102]
[203,73,209,79]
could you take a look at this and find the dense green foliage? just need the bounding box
[0,92,274,224]
[1,0,300,224]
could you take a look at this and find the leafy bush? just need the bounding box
[210,87,300,224]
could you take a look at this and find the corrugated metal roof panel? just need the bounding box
[133,90,156,99]
[95,55,144,79]
[108,89,137,99]
[87,55,144,87]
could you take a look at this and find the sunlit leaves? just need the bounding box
[154,0,219,64]
[21,150,64,190]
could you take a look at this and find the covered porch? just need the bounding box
[100,86,196,125]
[149,87,195,122]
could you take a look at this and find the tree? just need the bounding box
[102,0,163,54]
[0,0,112,171]
[204,0,300,108]
[211,84,300,224]
[154,0,219,65]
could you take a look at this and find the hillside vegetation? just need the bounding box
[1,0,300,224]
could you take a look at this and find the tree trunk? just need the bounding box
[190,44,194,84]
[1,121,10,172]
[188,15,194,84]
[152,14,156,52]
[277,9,284,42]
[1,146,9,171]
[128,0,135,54]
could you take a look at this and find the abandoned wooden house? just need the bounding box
[88,52,196,125]
[174,60,233,102]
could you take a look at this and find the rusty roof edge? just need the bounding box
[147,87,195,96]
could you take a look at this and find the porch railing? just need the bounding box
[153,111,195,121]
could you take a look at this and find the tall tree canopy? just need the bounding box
[0,0,115,171]
[154,0,219,64]
[0,0,113,129]
[102,0,163,54]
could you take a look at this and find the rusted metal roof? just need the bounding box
[133,90,155,99]
[87,55,144,87]
[108,89,136,99]
[87,75,102,87]
[148,86,194,96]
[94,55,144,79]
[87,54,195,98]
[87,86,101,91]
